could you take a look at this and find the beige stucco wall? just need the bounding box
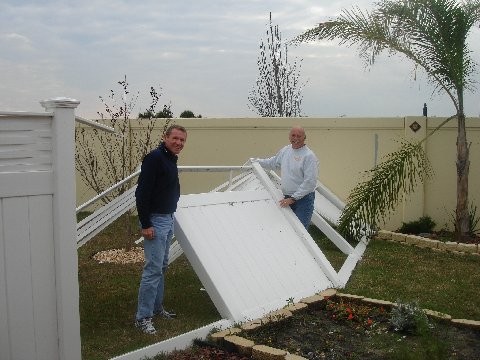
[76,116,480,232]
[424,117,480,229]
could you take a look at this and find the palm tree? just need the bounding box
[294,0,480,241]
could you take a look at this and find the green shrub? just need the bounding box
[449,201,480,237]
[468,203,480,236]
[390,300,431,335]
[397,216,436,234]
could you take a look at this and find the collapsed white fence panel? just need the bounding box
[0,99,81,360]
[174,163,342,323]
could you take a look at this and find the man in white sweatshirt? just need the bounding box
[253,126,319,229]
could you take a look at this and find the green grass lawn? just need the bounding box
[79,219,480,360]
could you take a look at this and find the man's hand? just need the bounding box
[279,198,295,207]
[141,227,155,240]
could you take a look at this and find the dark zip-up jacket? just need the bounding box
[135,142,180,229]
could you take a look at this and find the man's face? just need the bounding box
[164,128,187,155]
[289,128,306,149]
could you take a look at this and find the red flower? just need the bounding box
[347,313,354,320]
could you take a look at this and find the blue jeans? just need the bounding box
[288,192,315,229]
[136,214,173,321]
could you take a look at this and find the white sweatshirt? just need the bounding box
[256,144,319,200]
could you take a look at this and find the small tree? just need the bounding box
[75,75,172,248]
[138,110,154,119]
[155,103,174,118]
[248,12,307,117]
[76,76,162,200]
[179,110,195,118]
[139,102,172,120]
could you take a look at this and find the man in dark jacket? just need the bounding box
[134,124,187,335]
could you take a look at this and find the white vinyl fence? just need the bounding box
[0,98,81,360]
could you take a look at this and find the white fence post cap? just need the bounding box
[40,97,80,109]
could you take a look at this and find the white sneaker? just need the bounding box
[135,317,156,334]
[155,308,176,319]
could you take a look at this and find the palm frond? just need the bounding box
[293,0,480,110]
[338,141,433,241]
[292,7,391,66]
[377,0,479,93]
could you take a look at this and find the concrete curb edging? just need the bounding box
[210,289,480,360]
[375,230,479,255]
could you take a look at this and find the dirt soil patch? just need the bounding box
[163,297,480,359]
[239,299,480,360]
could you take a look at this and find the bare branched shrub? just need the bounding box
[248,13,307,117]
[75,75,172,248]
[76,75,172,200]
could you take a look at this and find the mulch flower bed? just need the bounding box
[237,297,480,360]
[157,296,480,359]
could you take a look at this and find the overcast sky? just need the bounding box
[1,0,479,119]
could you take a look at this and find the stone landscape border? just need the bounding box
[374,230,480,255]
[210,288,480,360]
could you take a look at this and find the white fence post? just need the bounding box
[40,97,82,360]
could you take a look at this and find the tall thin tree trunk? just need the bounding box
[456,112,470,241]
